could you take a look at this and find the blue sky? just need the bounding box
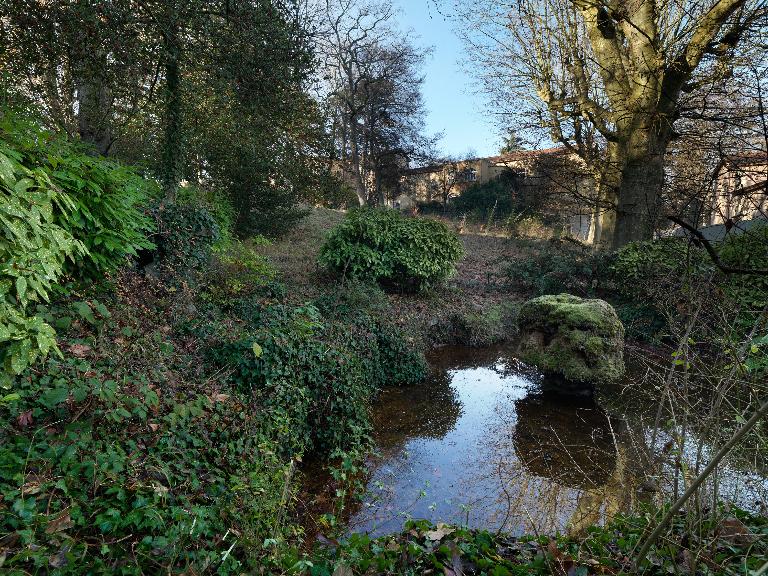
[392,0,500,158]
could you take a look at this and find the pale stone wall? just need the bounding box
[706,155,767,225]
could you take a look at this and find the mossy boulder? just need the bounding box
[516,293,625,387]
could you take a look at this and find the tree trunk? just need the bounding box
[612,135,667,248]
[161,19,184,202]
[600,125,671,249]
[375,169,385,207]
[348,123,367,205]
[76,74,113,156]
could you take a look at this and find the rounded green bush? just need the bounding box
[318,208,464,291]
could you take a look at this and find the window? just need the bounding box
[459,167,477,182]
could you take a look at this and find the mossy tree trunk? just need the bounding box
[161,13,184,202]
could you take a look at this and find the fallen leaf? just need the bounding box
[426,523,455,541]
[17,410,33,428]
[718,518,757,545]
[333,564,353,576]
[152,482,169,496]
[68,344,91,357]
[385,539,400,551]
[148,423,160,432]
[446,540,465,576]
[49,546,69,568]
[209,393,230,403]
[45,511,73,534]
[21,479,42,495]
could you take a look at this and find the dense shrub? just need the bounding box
[507,234,766,342]
[1,111,156,384]
[1,111,156,277]
[609,238,711,302]
[307,510,768,576]
[209,303,427,455]
[506,240,676,341]
[511,214,561,239]
[718,224,768,319]
[176,184,236,249]
[150,203,220,281]
[319,208,464,291]
[204,239,279,307]
[0,142,85,385]
[449,303,521,347]
[506,239,611,297]
[0,298,293,574]
[304,170,358,210]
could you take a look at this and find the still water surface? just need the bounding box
[345,345,766,537]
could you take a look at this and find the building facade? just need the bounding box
[399,148,599,242]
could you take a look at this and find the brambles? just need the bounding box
[319,208,464,291]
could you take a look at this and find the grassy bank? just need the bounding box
[253,207,524,350]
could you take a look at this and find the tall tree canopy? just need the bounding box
[319,0,435,206]
[0,0,326,235]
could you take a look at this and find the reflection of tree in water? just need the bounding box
[372,367,460,447]
[512,394,617,489]
[483,390,650,535]
[373,346,512,450]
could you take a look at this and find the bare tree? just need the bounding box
[318,0,434,205]
[454,0,768,248]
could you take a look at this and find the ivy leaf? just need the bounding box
[40,387,69,408]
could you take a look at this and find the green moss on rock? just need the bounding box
[516,293,625,385]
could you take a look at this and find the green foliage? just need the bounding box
[304,170,358,210]
[0,111,157,385]
[449,303,520,347]
[205,239,279,306]
[1,111,156,277]
[319,208,464,292]
[609,238,710,302]
[506,240,610,297]
[309,509,768,576]
[0,297,295,574]
[0,141,84,386]
[151,202,220,280]
[452,171,518,221]
[718,224,768,318]
[313,279,390,319]
[176,184,236,249]
[613,300,667,343]
[209,303,427,455]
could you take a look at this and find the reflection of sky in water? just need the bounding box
[348,347,768,537]
[349,349,608,536]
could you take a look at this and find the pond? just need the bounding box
[334,345,768,538]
